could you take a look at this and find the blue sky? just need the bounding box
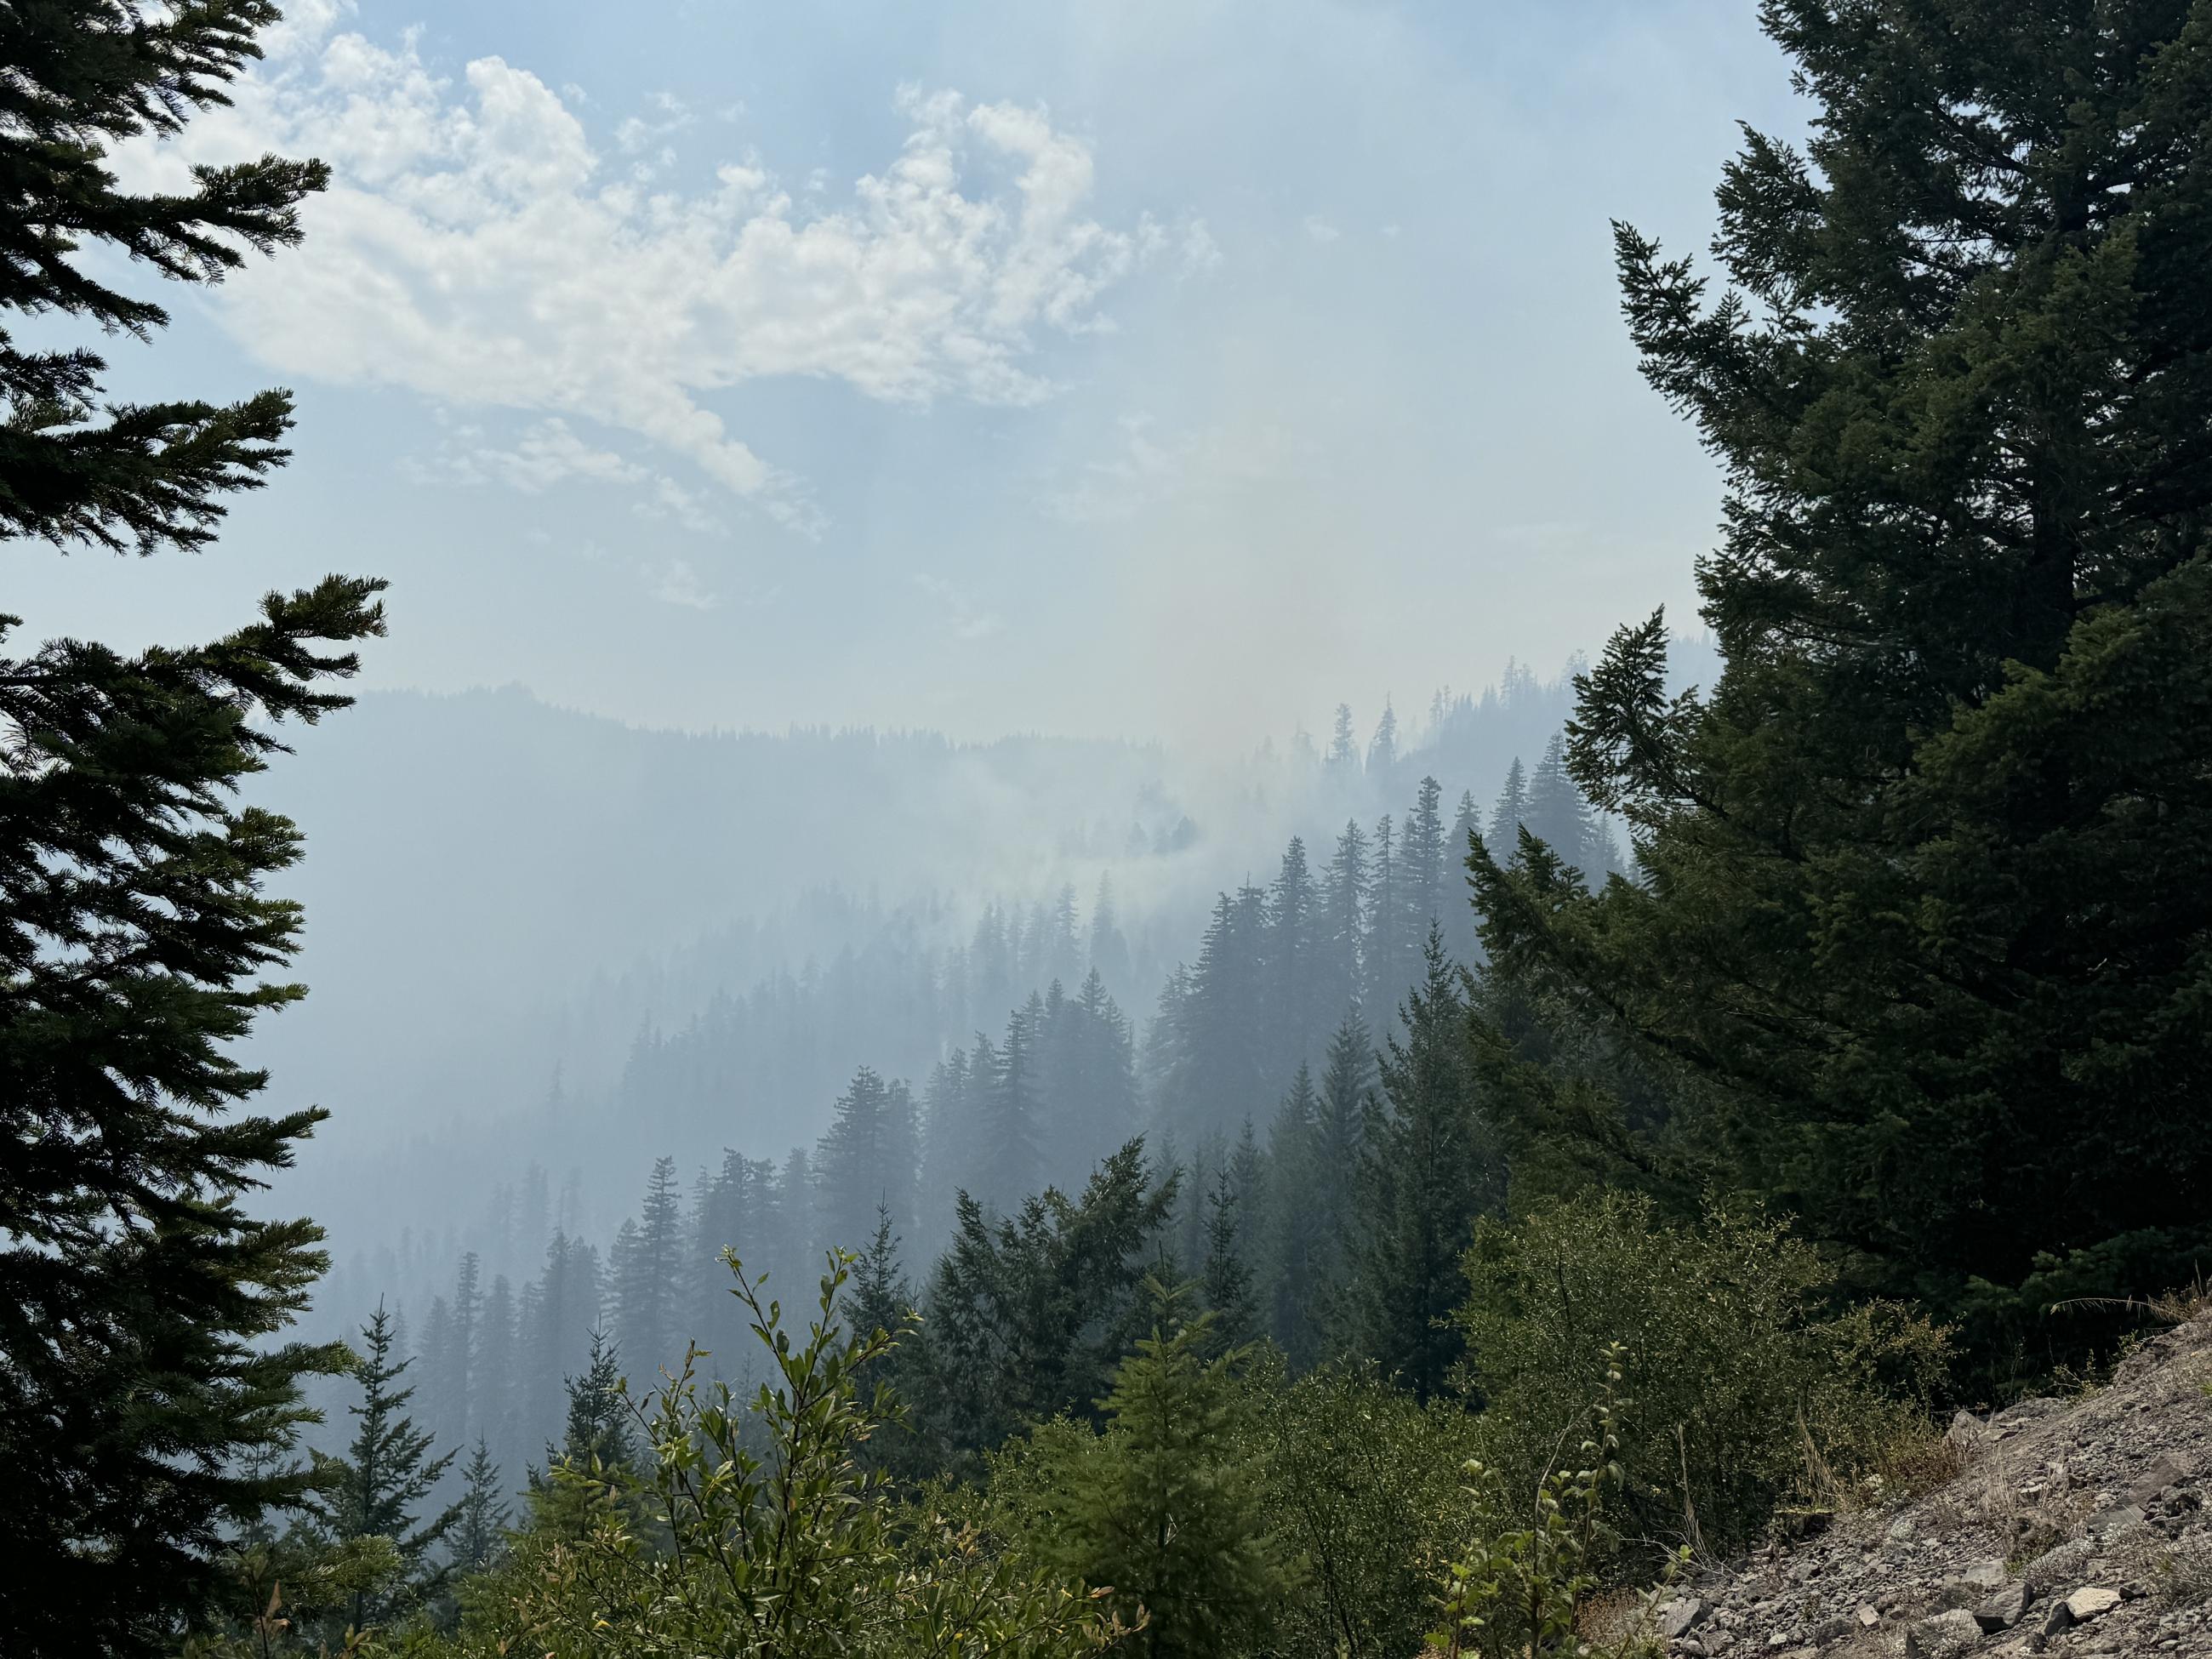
[24,0,1801,749]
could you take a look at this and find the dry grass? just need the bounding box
[2152,1533,2212,1610]
[1576,1588,1666,1657]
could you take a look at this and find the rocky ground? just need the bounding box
[1647,1316,2212,1658]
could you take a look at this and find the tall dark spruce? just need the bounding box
[1473,0,2212,1372]
[0,4,385,1654]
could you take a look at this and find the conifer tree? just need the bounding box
[450,1439,510,1579]
[1013,1280,1292,1659]
[1343,930,1497,1398]
[1475,0,2212,1369]
[1523,731,1596,875]
[0,9,386,1652]
[1268,835,1321,1063]
[1364,814,1399,1013]
[311,1305,461,1637]
[1088,872,1133,993]
[1367,700,1400,776]
[1318,818,1370,1025]
[1199,1168,1259,1349]
[1258,1063,1326,1366]
[476,1274,520,1481]
[1329,703,1360,769]
[448,1251,482,1438]
[983,1000,1046,1212]
[911,1142,1177,1469]
[550,1325,637,1477]
[814,1066,921,1256]
[1486,756,1528,854]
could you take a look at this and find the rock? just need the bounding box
[1947,1410,1992,1454]
[1936,1581,1986,1612]
[2063,1587,2122,1622]
[1856,1605,1880,1628]
[1951,1559,2009,1593]
[1887,1515,1918,1542]
[2127,1457,2187,1507]
[1804,1614,1856,1649]
[2024,1538,2095,1591]
[1660,1597,1710,1639]
[1993,1397,2067,1429]
[1905,1608,1987,1658]
[1975,1581,2032,1633]
[2087,1503,2146,1537]
[2042,1601,2075,1639]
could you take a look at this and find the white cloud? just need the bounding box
[633,475,729,539]
[410,417,646,492]
[1303,214,1341,243]
[614,90,693,155]
[912,573,1003,641]
[122,14,1163,534]
[645,557,719,611]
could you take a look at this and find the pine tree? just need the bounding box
[449,1251,482,1440]
[910,1141,1177,1470]
[450,1439,510,1578]
[311,1304,461,1637]
[1364,814,1399,1013]
[1367,699,1400,776]
[476,1275,520,1483]
[0,10,388,1652]
[1523,731,1595,875]
[1267,835,1322,1067]
[1318,818,1370,1027]
[1088,872,1133,993]
[550,1325,637,1476]
[1258,1063,1325,1365]
[1344,929,1497,1398]
[1017,1280,1292,1659]
[1328,703,1360,769]
[1396,776,1447,977]
[1486,756,1528,854]
[1476,0,2212,1373]
[815,1066,921,1257]
[1199,1167,1258,1349]
[983,1001,1046,1213]
[1444,789,1485,966]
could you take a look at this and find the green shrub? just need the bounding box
[1428,1344,1672,1659]
[1453,1192,1947,1560]
[459,1252,1124,1659]
[1241,1360,1486,1659]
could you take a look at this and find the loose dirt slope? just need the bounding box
[1653,1317,2212,1657]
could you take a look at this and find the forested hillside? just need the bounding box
[9,5,2212,1659]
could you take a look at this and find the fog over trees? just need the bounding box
[12,4,2212,1657]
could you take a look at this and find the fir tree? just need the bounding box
[1477,0,2212,1372]
[0,9,384,1651]
[1088,872,1133,992]
[1016,1280,1292,1659]
[550,1325,637,1476]
[1344,929,1497,1398]
[1199,1167,1258,1349]
[1318,818,1370,1027]
[311,1304,461,1637]
[450,1438,510,1578]
[1329,703,1360,769]
[1366,699,1400,776]
[814,1066,921,1257]
[1486,756,1528,854]
[1523,730,1596,875]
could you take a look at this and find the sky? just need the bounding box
[22,0,1801,750]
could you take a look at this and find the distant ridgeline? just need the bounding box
[305,669,1645,1497]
